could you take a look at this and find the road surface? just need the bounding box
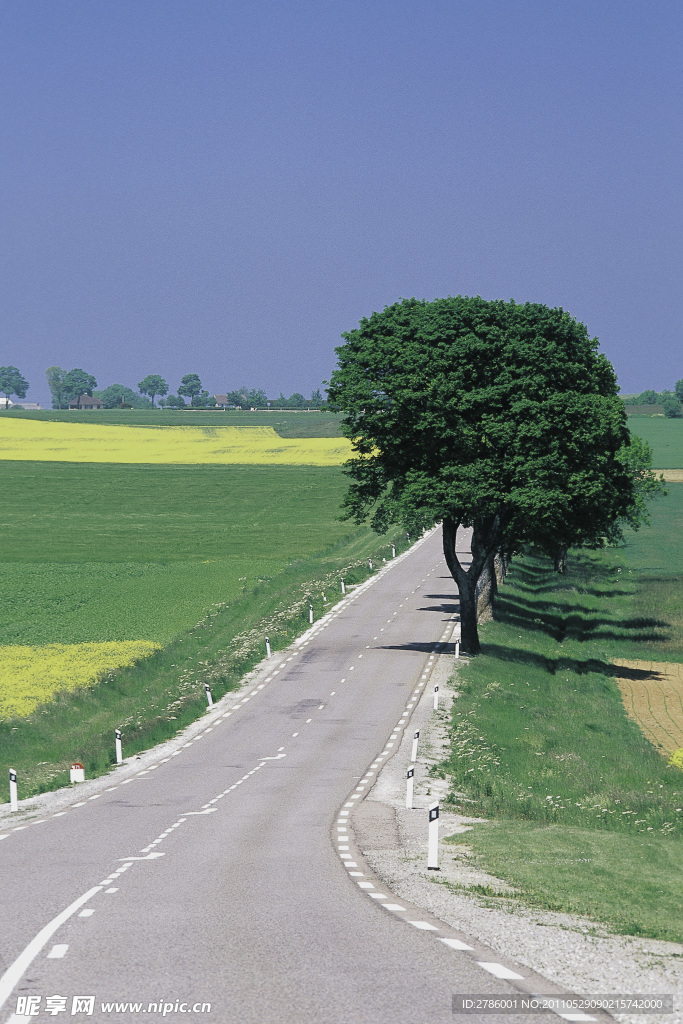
[1,531,553,1023]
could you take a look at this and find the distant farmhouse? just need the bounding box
[0,399,41,409]
[68,396,104,410]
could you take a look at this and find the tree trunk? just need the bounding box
[442,515,507,655]
[553,545,568,574]
[457,573,480,654]
[476,549,500,621]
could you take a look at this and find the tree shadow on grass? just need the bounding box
[509,554,632,599]
[493,593,667,645]
[479,642,670,681]
[495,553,669,645]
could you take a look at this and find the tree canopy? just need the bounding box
[328,295,663,654]
[138,374,168,406]
[62,368,97,407]
[226,387,269,409]
[95,384,152,409]
[0,365,29,405]
[45,366,67,408]
[178,374,203,403]
[162,394,187,408]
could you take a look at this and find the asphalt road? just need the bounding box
[0,530,531,1024]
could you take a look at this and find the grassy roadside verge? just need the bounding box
[441,484,683,943]
[445,823,683,943]
[1,526,407,800]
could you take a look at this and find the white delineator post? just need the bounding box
[391,544,396,558]
[309,603,314,624]
[115,729,123,765]
[433,685,439,710]
[368,558,373,571]
[455,640,460,659]
[411,730,419,763]
[9,768,18,812]
[428,802,440,870]
[205,683,213,707]
[406,767,414,809]
[341,578,346,595]
[265,636,271,658]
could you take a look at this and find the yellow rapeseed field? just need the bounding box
[0,641,160,719]
[0,419,352,465]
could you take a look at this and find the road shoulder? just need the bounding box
[351,651,683,1024]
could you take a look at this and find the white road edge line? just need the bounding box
[476,961,525,980]
[0,885,102,1013]
[439,937,473,951]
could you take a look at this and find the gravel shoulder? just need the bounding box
[351,650,683,1024]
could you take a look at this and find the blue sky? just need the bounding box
[2,0,681,404]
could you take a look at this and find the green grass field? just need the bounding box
[0,424,405,796]
[3,408,345,436]
[0,462,360,644]
[441,484,683,941]
[445,823,683,943]
[0,523,397,797]
[627,416,683,467]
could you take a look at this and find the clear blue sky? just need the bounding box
[2,0,681,404]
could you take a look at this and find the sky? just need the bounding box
[1,0,681,405]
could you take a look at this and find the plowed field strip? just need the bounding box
[614,660,683,754]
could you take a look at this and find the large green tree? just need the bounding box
[62,368,97,408]
[0,366,29,406]
[137,374,168,407]
[328,296,661,654]
[227,387,268,409]
[45,366,67,408]
[659,391,682,418]
[191,390,217,409]
[95,384,152,409]
[178,374,203,405]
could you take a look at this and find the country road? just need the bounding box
[1,530,550,1024]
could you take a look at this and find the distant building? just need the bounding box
[68,396,104,410]
[0,399,41,409]
[213,395,228,407]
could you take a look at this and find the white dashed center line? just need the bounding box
[47,944,68,959]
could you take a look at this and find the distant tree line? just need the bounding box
[223,387,324,409]
[623,380,683,418]
[0,365,327,411]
